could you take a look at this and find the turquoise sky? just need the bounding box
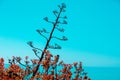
[0,0,120,67]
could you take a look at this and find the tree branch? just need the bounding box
[36,29,48,40]
[52,36,68,41]
[32,3,66,77]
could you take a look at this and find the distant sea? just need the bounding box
[4,64,120,80]
[85,67,120,80]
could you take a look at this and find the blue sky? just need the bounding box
[0,0,120,67]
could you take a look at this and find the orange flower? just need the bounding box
[9,64,20,73]
[0,58,4,63]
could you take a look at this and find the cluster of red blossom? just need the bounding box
[0,50,91,80]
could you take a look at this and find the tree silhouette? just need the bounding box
[27,3,68,78]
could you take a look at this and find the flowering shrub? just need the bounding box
[0,50,91,80]
[0,3,92,80]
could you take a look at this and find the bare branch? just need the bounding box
[36,28,49,33]
[57,5,61,8]
[53,10,58,17]
[62,20,67,24]
[48,43,61,49]
[62,3,66,8]
[32,49,40,59]
[47,21,54,24]
[42,28,49,33]
[62,36,68,40]
[52,36,68,41]
[36,28,49,34]
[43,17,55,24]
[55,43,61,49]
[27,41,43,54]
[58,3,66,9]
[27,41,43,51]
[55,27,64,32]
[57,20,67,24]
[64,16,67,19]
[59,16,67,19]
[43,17,48,22]
[27,41,34,47]
[36,29,48,40]
[33,47,43,52]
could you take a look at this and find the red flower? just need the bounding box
[0,58,4,63]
